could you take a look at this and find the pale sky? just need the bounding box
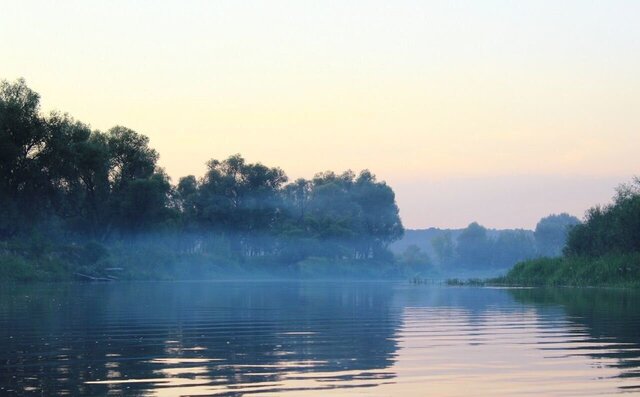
[2,1,639,229]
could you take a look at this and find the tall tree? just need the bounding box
[456,222,492,268]
[196,154,287,254]
[431,232,455,267]
[565,179,640,257]
[534,213,580,257]
[0,79,49,236]
[492,229,536,267]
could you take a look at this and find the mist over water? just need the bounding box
[1,282,640,396]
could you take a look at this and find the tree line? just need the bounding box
[0,78,403,278]
[500,179,640,287]
[425,213,580,270]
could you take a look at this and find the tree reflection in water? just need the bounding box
[0,282,400,396]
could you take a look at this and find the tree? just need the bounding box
[107,126,158,188]
[196,154,288,254]
[282,178,312,224]
[112,170,174,232]
[103,126,170,234]
[299,170,404,260]
[0,78,48,236]
[399,244,431,267]
[492,229,536,267]
[38,113,97,235]
[69,131,111,236]
[456,222,492,268]
[305,170,360,245]
[0,78,408,277]
[431,232,455,266]
[565,178,640,257]
[534,213,580,257]
[351,170,404,258]
[176,175,198,223]
[610,178,640,253]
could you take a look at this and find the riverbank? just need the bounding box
[491,254,640,288]
[0,246,414,283]
[440,254,640,288]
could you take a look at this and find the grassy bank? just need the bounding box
[492,253,640,288]
[0,240,416,282]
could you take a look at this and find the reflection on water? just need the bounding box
[0,282,398,396]
[0,282,640,396]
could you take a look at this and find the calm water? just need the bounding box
[1,282,640,396]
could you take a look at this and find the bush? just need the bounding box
[498,254,640,287]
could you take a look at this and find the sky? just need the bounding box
[2,0,639,229]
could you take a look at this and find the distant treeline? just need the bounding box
[0,78,404,280]
[500,178,640,287]
[393,213,580,277]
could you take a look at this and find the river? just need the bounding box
[1,281,639,396]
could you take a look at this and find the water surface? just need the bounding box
[1,282,640,396]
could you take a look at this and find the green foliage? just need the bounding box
[534,213,580,257]
[399,244,431,265]
[492,229,536,267]
[437,223,538,271]
[396,244,433,277]
[493,178,640,288]
[0,78,48,237]
[0,255,41,282]
[497,254,640,287]
[420,218,577,274]
[0,78,405,281]
[431,232,455,266]
[456,222,492,267]
[193,154,288,255]
[445,278,485,286]
[565,178,640,257]
[0,253,71,282]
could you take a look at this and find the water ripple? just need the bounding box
[1,282,640,396]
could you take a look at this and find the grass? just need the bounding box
[0,254,71,282]
[445,278,486,286]
[492,253,640,288]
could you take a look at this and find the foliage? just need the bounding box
[496,254,640,287]
[0,78,404,281]
[396,244,434,277]
[565,178,640,257]
[445,278,485,286]
[492,229,536,267]
[492,178,640,287]
[429,224,539,271]
[455,222,492,267]
[430,231,455,266]
[534,213,580,257]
